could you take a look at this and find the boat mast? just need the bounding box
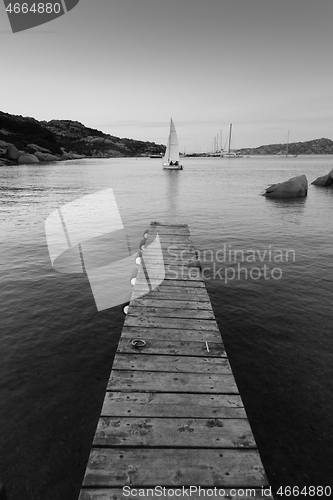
[228,123,232,153]
[286,130,290,156]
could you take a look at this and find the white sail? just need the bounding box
[163,118,179,163]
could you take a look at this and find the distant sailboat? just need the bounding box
[222,123,243,158]
[285,130,298,157]
[163,119,183,170]
[277,130,298,157]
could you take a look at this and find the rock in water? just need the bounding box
[311,168,333,186]
[263,175,308,198]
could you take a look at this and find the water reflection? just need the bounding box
[264,196,307,225]
[164,169,180,222]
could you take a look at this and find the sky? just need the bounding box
[1,0,333,152]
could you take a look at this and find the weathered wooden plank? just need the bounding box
[145,255,197,264]
[131,290,211,302]
[113,354,231,373]
[101,392,246,418]
[149,222,189,229]
[150,231,191,237]
[82,448,269,487]
[108,371,238,393]
[80,488,274,500]
[117,339,226,357]
[131,298,213,310]
[148,223,189,229]
[154,279,205,287]
[150,223,189,228]
[148,230,191,237]
[146,242,195,250]
[124,316,219,331]
[143,249,195,258]
[102,392,243,407]
[101,403,246,419]
[149,226,190,231]
[121,326,221,342]
[137,267,202,281]
[133,284,206,294]
[93,417,256,448]
[151,235,193,241]
[140,260,199,269]
[143,260,201,270]
[127,305,215,320]
[135,280,205,288]
[144,239,194,246]
[142,263,200,271]
[142,250,197,258]
[133,284,207,294]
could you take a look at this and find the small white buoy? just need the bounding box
[123,305,129,314]
[130,267,138,285]
[135,256,141,265]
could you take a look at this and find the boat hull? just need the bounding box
[222,153,243,158]
[163,164,183,170]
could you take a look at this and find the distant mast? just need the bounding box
[286,130,290,156]
[228,123,232,153]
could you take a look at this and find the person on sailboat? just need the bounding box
[170,161,173,165]
[175,161,179,166]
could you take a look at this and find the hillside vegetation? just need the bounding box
[239,138,333,155]
[0,111,165,165]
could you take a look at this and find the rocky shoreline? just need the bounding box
[0,111,165,166]
[0,140,86,166]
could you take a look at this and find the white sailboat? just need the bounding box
[285,130,298,157]
[276,131,298,157]
[162,118,183,170]
[222,123,243,158]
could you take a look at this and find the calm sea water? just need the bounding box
[1,156,333,499]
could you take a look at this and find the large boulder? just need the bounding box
[34,151,59,161]
[263,175,308,198]
[60,151,85,160]
[6,144,20,160]
[0,158,12,166]
[17,153,39,164]
[27,143,52,154]
[311,168,333,186]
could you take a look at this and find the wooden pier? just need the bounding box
[79,223,273,500]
